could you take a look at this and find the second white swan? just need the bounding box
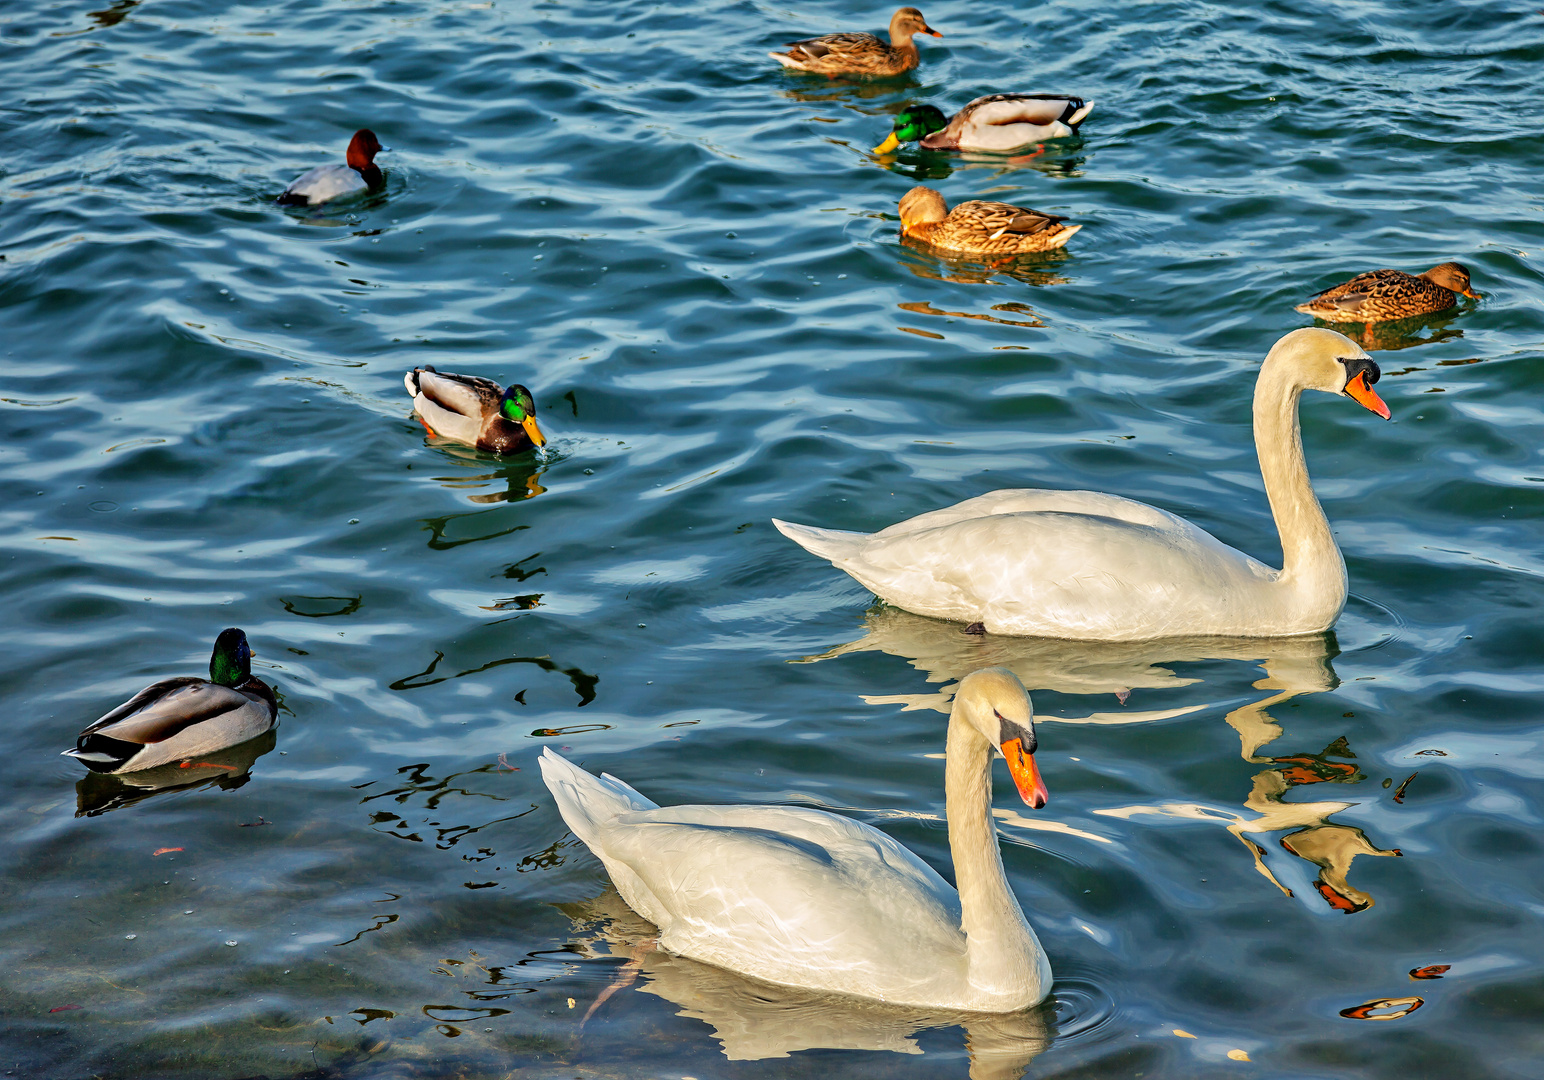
[774,328,1390,640]
[541,667,1052,1012]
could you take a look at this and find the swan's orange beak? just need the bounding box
[1000,738,1047,809]
[1346,370,1390,420]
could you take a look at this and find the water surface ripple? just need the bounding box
[2,0,1543,1077]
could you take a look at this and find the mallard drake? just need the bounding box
[1295,263,1479,324]
[770,7,940,78]
[277,129,387,207]
[62,628,278,774]
[874,95,1095,154]
[898,186,1080,255]
[404,367,547,454]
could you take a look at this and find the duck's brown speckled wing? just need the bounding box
[773,31,910,75]
[785,31,879,60]
[933,200,1074,253]
[1299,269,1456,322]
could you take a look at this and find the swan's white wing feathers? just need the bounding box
[780,489,1276,638]
[594,803,965,1002]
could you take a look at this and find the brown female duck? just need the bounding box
[770,8,941,78]
[898,186,1081,255]
[1295,263,1478,323]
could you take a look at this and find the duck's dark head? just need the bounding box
[873,104,948,154]
[500,384,547,448]
[210,628,253,686]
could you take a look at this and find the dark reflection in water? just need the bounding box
[390,649,599,704]
[877,145,1088,183]
[360,761,537,850]
[86,0,138,29]
[562,888,1055,1080]
[807,608,1402,912]
[898,239,1075,287]
[74,728,277,817]
[778,75,923,105]
[1303,311,1466,352]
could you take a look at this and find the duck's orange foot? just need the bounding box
[1007,144,1046,165]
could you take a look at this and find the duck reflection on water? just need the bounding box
[897,245,1073,287]
[1304,311,1465,353]
[426,443,550,505]
[74,728,277,817]
[804,607,1401,913]
[561,887,1053,1080]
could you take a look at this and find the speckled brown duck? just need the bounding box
[898,186,1080,256]
[1295,263,1478,324]
[769,8,941,78]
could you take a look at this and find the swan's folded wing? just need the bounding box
[871,489,1192,539]
[597,804,963,998]
[845,504,1276,636]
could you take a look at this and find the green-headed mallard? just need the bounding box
[1295,263,1479,324]
[770,7,940,79]
[874,95,1095,154]
[405,367,547,454]
[277,129,387,207]
[63,628,277,774]
[898,186,1080,255]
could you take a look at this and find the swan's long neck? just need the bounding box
[945,710,1045,1002]
[1253,356,1346,611]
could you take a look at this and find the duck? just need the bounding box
[898,185,1080,255]
[404,366,547,454]
[769,7,940,78]
[276,129,386,206]
[774,328,1392,641]
[62,628,278,774]
[1295,263,1478,323]
[874,95,1095,154]
[540,666,1051,1012]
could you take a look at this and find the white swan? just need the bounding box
[774,328,1390,640]
[540,667,1052,1012]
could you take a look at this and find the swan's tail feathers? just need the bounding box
[771,518,872,565]
[540,748,657,851]
[1068,100,1095,128]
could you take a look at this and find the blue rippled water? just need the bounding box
[3,0,1543,1076]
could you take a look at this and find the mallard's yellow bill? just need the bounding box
[872,132,901,155]
[522,415,548,446]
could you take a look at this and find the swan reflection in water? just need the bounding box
[804,608,1399,912]
[561,887,1054,1080]
[74,728,277,817]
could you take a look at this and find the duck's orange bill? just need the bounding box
[1346,370,1391,420]
[1000,738,1048,809]
[872,132,901,155]
[522,415,548,447]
